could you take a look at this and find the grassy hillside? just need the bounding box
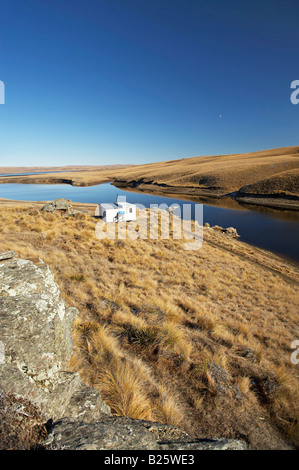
[111,146,299,196]
[0,146,298,203]
[238,168,299,198]
[0,200,298,449]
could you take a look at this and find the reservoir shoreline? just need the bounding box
[0,173,298,211]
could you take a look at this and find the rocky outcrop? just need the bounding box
[45,416,247,451]
[41,199,86,216]
[0,252,247,450]
[0,252,109,422]
[41,198,72,213]
[211,225,240,238]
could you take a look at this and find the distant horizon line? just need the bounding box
[0,144,298,170]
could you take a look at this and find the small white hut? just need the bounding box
[96,195,137,222]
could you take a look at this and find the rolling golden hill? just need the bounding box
[111,146,299,198]
[0,146,298,209]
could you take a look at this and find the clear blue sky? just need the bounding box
[0,0,298,166]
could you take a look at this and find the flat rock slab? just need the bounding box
[45,417,248,450]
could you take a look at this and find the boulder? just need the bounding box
[45,417,248,451]
[0,254,110,420]
[223,226,240,238]
[41,199,73,215]
[212,225,240,238]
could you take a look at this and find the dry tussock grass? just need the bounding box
[0,202,298,449]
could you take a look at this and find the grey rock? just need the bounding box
[0,254,110,420]
[212,225,240,238]
[159,438,248,450]
[40,199,86,217]
[45,417,161,450]
[41,202,57,213]
[63,380,111,421]
[53,199,71,211]
[223,226,240,238]
[0,251,17,261]
[41,199,73,215]
[45,417,247,450]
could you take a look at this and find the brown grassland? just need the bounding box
[0,164,132,175]
[109,145,299,197]
[0,146,298,203]
[0,200,298,449]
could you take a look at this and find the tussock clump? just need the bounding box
[0,390,47,450]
